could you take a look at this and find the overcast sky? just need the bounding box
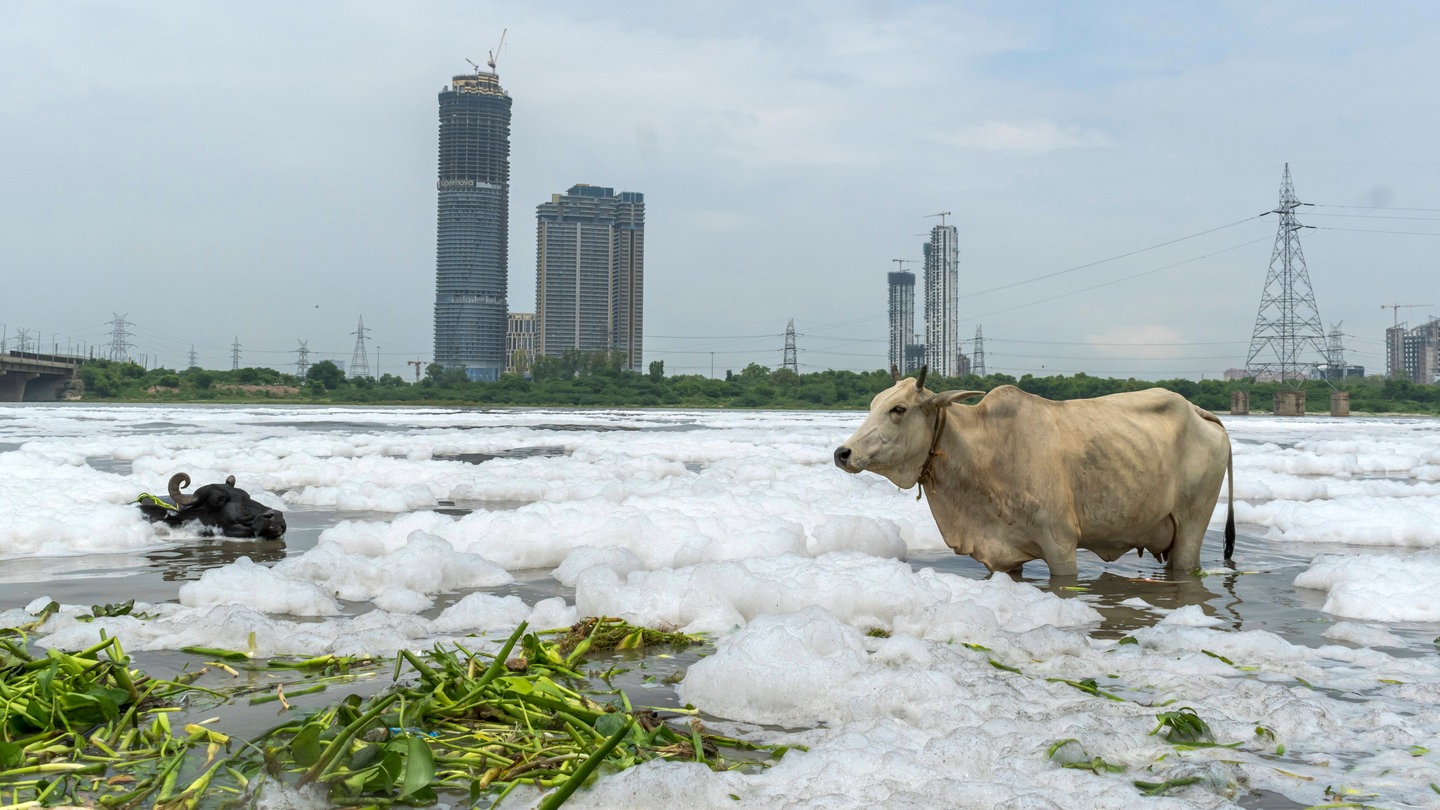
[3,2,1438,380]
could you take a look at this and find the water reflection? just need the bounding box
[145,539,288,582]
[1046,570,1225,638]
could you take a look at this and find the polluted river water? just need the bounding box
[1,403,1438,808]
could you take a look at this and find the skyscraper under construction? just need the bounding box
[923,221,960,377]
[887,268,915,373]
[433,66,512,381]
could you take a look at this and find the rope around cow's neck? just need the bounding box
[915,406,947,501]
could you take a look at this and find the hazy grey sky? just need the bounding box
[3,1,1438,379]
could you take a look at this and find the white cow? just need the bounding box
[833,368,1234,577]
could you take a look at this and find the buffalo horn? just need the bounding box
[890,364,901,383]
[168,473,196,506]
[915,365,928,391]
[226,475,236,486]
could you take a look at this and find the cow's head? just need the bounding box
[833,366,984,488]
[165,472,287,540]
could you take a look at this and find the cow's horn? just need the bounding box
[915,365,928,391]
[891,364,901,383]
[168,473,196,506]
[226,475,236,486]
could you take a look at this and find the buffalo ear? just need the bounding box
[928,389,986,409]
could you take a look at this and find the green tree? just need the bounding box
[307,360,344,391]
[648,360,664,382]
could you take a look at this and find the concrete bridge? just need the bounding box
[0,351,82,402]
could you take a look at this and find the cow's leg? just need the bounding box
[1164,512,1204,574]
[1044,554,1078,578]
[1038,523,1080,578]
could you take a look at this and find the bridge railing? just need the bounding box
[4,350,84,367]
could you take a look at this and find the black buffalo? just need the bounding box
[138,473,287,540]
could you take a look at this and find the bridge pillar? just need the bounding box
[0,372,39,403]
[1273,389,1305,416]
[1329,391,1350,417]
[1229,390,1250,415]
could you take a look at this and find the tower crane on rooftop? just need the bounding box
[1381,303,1433,329]
[891,258,918,271]
[925,211,953,227]
[487,28,507,71]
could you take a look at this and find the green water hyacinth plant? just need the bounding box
[0,618,791,808]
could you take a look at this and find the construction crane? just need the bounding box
[407,359,426,383]
[1381,303,1432,329]
[487,28,507,71]
[891,258,917,271]
[925,211,953,227]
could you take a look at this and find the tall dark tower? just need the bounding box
[887,262,916,373]
[433,66,512,381]
[1244,164,1327,385]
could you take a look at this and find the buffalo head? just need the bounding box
[139,472,287,540]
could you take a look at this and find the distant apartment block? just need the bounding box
[506,312,535,375]
[535,184,645,371]
[1387,318,1440,383]
[923,223,960,377]
[433,68,512,382]
[887,270,915,373]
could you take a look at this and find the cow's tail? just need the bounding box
[1223,441,1235,561]
[1199,406,1237,562]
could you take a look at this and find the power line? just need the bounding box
[964,215,1265,300]
[1312,226,1440,237]
[965,236,1270,323]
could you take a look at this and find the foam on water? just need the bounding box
[4,404,1440,807]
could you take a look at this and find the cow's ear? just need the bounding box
[928,390,986,409]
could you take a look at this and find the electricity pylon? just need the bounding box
[1244,164,1327,386]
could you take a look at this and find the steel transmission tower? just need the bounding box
[187,345,198,369]
[972,325,986,376]
[782,319,799,374]
[1244,164,1327,386]
[230,337,242,371]
[1325,322,1346,368]
[294,340,312,379]
[350,316,372,378]
[105,314,133,362]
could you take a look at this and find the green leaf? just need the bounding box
[181,646,251,661]
[596,712,628,737]
[397,734,436,799]
[1150,707,1213,744]
[291,723,325,767]
[1134,776,1202,796]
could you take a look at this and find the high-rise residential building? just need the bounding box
[534,184,645,370]
[506,312,535,375]
[1388,317,1440,383]
[433,67,512,382]
[922,223,960,377]
[887,270,915,373]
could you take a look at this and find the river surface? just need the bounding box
[2,403,1438,809]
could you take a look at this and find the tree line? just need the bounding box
[70,352,1440,414]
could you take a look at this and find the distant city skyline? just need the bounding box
[4,4,1440,380]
